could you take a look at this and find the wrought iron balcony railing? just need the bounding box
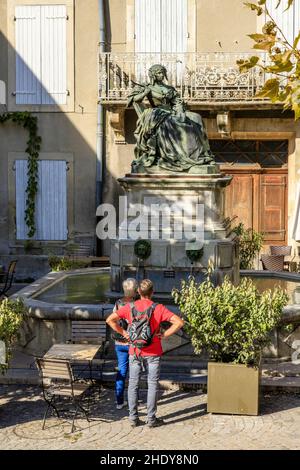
[98,52,271,104]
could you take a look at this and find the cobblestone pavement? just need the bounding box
[1,385,300,450]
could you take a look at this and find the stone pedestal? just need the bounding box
[109,171,239,301]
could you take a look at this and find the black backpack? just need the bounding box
[111,299,129,343]
[127,301,157,356]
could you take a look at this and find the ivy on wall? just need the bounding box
[0,112,41,237]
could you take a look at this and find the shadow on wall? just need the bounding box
[0,26,121,260]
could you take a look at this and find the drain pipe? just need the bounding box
[96,0,106,255]
[96,0,106,209]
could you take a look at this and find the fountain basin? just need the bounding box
[11,268,115,355]
[12,267,300,359]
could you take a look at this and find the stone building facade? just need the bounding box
[0,0,299,264]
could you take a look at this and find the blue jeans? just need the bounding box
[128,355,161,423]
[115,344,129,405]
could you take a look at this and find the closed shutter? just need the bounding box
[41,5,67,105]
[15,5,67,105]
[260,175,287,243]
[295,0,300,39]
[16,160,68,240]
[135,0,161,53]
[15,160,29,239]
[15,5,41,104]
[266,0,299,43]
[135,0,187,52]
[161,0,187,53]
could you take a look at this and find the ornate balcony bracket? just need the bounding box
[108,105,126,144]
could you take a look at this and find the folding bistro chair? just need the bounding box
[36,357,91,433]
[70,320,110,383]
[0,260,17,298]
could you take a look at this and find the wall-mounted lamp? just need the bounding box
[216,111,231,138]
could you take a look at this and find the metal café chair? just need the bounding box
[36,357,91,433]
[69,320,110,383]
[0,260,17,298]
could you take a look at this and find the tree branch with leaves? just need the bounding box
[237,0,300,118]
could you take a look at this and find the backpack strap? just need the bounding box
[148,303,159,338]
[129,300,136,323]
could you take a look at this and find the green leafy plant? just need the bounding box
[134,239,151,260]
[0,298,26,372]
[48,255,90,272]
[172,272,288,366]
[232,222,264,269]
[238,0,300,118]
[24,239,35,254]
[186,247,204,263]
[0,112,41,237]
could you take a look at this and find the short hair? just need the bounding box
[122,278,137,298]
[139,279,154,297]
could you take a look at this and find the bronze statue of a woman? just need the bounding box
[127,64,215,173]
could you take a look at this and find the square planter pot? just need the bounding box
[207,362,261,416]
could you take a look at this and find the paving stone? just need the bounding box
[0,385,300,449]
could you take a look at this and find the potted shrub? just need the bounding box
[0,298,25,372]
[172,271,288,415]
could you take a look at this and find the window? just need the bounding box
[266,0,300,44]
[16,160,68,240]
[15,5,67,105]
[135,0,188,53]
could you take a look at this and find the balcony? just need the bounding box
[98,52,276,108]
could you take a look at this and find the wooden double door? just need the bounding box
[223,169,288,245]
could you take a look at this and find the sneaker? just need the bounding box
[129,418,142,428]
[116,400,128,410]
[147,417,165,428]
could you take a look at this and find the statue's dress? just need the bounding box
[128,84,214,173]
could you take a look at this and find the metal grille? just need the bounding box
[210,140,288,168]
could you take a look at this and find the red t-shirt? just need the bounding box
[116,299,175,356]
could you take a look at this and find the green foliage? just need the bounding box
[233,223,264,269]
[0,112,41,237]
[186,247,204,263]
[172,274,288,366]
[0,298,26,372]
[24,239,35,254]
[238,0,300,119]
[48,255,90,272]
[134,239,151,260]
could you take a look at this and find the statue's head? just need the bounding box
[148,64,168,84]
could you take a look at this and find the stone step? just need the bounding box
[2,366,300,393]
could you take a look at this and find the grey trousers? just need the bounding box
[128,355,161,423]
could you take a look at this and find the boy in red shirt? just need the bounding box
[106,279,184,427]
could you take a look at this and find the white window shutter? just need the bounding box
[15,6,41,104]
[135,0,187,53]
[266,0,297,43]
[294,0,300,42]
[135,0,161,53]
[161,0,187,53]
[41,5,67,105]
[16,160,68,240]
[15,160,28,239]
